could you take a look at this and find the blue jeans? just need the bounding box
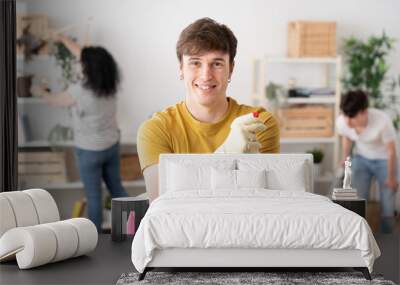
[352,154,396,233]
[75,143,128,231]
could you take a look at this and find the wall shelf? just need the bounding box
[17,54,51,61]
[17,97,44,104]
[280,137,337,144]
[19,140,136,148]
[18,140,75,148]
[22,179,146,190]
[285,97,336,104]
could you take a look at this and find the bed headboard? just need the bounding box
[159,154,314,194]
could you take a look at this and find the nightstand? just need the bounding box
[332,198,366,218]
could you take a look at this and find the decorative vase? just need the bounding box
[313,163,321,178]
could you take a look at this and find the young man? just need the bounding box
[336,90,398,233]
[137,18,280,202]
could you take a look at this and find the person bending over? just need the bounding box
[336,90,398,233]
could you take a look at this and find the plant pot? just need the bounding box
[313,163,321,178]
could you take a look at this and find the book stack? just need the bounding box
[332,188,358,200]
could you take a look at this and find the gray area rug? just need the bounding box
[117,271,396,285]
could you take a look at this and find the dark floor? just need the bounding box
[374,233,400,284]
[373,216,400,284]
[0,231,399,285]
[0,235,134,285]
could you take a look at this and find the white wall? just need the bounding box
[22,0,400,142]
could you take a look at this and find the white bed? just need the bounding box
[131,154,380,280]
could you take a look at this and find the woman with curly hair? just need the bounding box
[43,35,128,231]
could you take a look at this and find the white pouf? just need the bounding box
[0,189,98,269]
[0,196,17,237]
[23,189,60,223]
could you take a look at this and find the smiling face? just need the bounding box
[180,50,233,108]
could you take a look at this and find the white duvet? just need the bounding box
[131,190,380,273]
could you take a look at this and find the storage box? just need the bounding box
[278,105,333,137]
[120,154,142,181]
[18,151,67,187]
[288,21,336,57]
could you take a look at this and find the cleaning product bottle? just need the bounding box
[126,210,135,236]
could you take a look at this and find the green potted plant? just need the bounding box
[307,148,324,177]
[51,40,79,89]
[342,32,394,108]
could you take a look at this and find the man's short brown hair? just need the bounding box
[176,18,237,65]
[340,90,369,118]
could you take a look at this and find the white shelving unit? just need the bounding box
[253,56,342,188]
[254,55,341,113]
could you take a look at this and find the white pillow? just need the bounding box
[211,168,236,190]
[238,159,307,191]
[266,164,305,191]
[167,162,210,191]
[211,169,268,190]
[163,158,236,193]
[166,160,236,191]
[236,169,267,189]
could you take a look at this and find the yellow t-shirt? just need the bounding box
[137,97,280,170]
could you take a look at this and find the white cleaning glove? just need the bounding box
[215,112,267,153]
